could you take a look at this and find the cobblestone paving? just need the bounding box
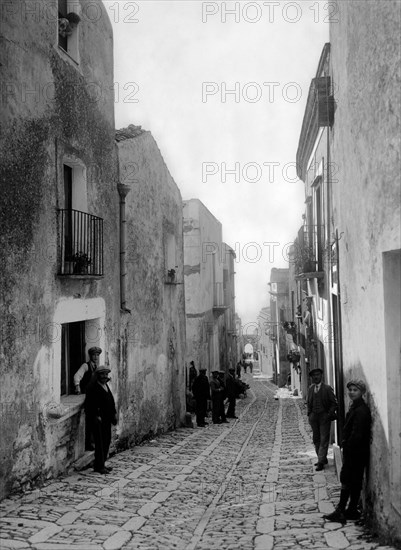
[0,375,397,550]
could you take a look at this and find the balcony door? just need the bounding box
[64,165,73,258]
[61,321,85,396]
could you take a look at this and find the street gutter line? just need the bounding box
[185,388,270,550]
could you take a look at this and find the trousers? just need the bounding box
[308,411,331,464]
[92,416,112,471]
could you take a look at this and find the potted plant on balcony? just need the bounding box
[167,268,177,283]
[287,350,301,363]
[294,242,315,274]
[72,251,91,274]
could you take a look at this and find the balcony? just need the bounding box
[165,268,182,286]
[58,209,103,276]
[213,282,229,315]
[296,67,335,181]
[294,225,324,280]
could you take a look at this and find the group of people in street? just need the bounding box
[191,367,239,426]
[73,349,372,523]
[190,363,251,427]
[306,367,371,524]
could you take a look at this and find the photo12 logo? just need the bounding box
[0,81,140,106]
[201,241,293,265]
[202,82,302,104]
[201,2,340,24]
[202,161,300,184]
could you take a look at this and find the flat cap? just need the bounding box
[309,368,323,376]
[211,370,220,374]
[96,366,110,375]
[346,379,367,394]
[88,346,102,355]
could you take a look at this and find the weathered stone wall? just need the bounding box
[183,199,224,372]
[330,1,401,543]
[0,0,119,498]
[116,132,186,448]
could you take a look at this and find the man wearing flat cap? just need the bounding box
[307,367,338,471]
[74,347,102,395]
[84,367,117,475]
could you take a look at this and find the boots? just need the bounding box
[323,507,347,524]
[345,488,361,520]
[323,489,349,524]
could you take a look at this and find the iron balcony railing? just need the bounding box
[295,224,325,274]
[213,282,228,311]
[58,209,104,276]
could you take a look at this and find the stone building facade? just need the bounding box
[329,1,400,543]
[183,199,234,374]
[288,2,400,543]
[292,43,339,408]
[256,307,273,379]
[217,244,238,371]
[268,268,290,387]
[0,1,186,499]
[115,126,186,448]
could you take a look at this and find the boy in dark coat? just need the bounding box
[192,368,210,427]
[324,379,371,523]
[84,367,117,474]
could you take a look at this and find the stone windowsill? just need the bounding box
[55,44,82,73]
[48,395,85,424]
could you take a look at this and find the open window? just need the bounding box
[61,321,86,396]
[58,0,81,63]
[60,318,103,396]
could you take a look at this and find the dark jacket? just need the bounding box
[85,382,117,425]
[225,374,237,400]
[307,382,338,418]
[192,373,210,401]
[210,377,222,399]
[341,397,371,454]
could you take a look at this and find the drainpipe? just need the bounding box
[117,183,131,312]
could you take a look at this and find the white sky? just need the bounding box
[108,0,329,327]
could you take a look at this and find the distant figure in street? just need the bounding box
[243,360,247,374]
[217,371,229,423]
[84,367,117,475]
[74,347,102,395]
[226,368,238,419]
[189,361,197,390]
[192,368,210,427]
[210,370,224,424]
[248,360,253,374]
[236,362,241,378]
[323,379,371,524]
[307,368,338,471]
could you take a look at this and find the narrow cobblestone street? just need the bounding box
[0,375,396,550]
